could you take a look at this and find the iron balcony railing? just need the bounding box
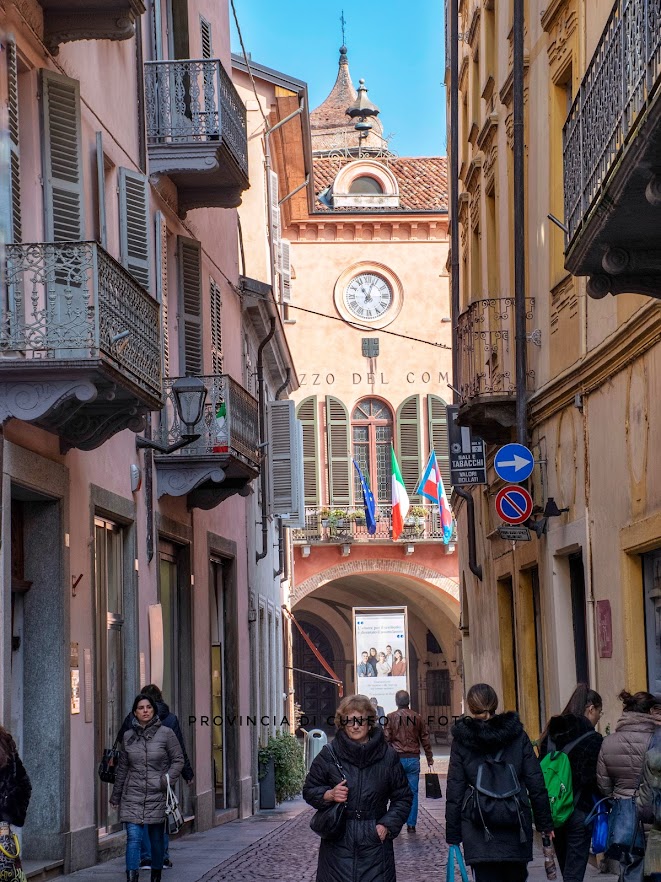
[2,242,162,401]
[144,58,248,177]
[563,0,661,242]
[456,297,536,401]
[292,503,456,543]
[154,374,260,467]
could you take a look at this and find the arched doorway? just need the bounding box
[293,620,338,736]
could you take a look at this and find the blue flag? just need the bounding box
[352,458,377,535]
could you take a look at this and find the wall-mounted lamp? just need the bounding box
[341,543,351,557]
[136,376,208,454]
[301,545,311,558]
[445,542,456,554]
[405,544,415,555]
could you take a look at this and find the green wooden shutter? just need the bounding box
[210,277,222,374]
[428,394,452,492]
[177,236,202,376]
[296,397,319,506]
[119,168,150,290]
[6,41,21,242]
[326,396,351,505]
[397,395,422,499]
[41,70,84,241]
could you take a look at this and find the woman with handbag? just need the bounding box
[303,694,412,882]
[0,727,31,882]
[597,690,660,881]
[445,683,554,882]
[110,694,184,882]
[638,724,661,882]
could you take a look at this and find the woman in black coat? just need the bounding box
[445,684,553,882]
[303,694,413,882]
[0,726,31,828]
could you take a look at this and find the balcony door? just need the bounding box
[210,560,227,810]
[352,398,393,505]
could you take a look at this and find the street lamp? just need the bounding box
[136,376,208,454]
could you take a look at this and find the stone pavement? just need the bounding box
[60,762,617,882]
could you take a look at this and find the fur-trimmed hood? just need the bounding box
[451,711,524,753]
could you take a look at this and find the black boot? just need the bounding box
[127,872,139,882]
[150,871,162,882]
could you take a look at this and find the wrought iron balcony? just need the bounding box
[37,0,145,55]
[292,504,456,545]
[455,298,536,443]
[144,59,249,216]
[563,0,661,298]
[153,374,260,509]
[0,242,161,451]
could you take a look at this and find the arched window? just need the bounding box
[352,398,393,504]
[349,176,384,195]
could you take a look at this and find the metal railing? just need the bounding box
[563,0,661,242]
[154,374,259,466]
[456,297,536,401]
[2,242,162,400]
[144,58,248,177]
[292,503,455,543]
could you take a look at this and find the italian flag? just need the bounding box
[391,445,410,541]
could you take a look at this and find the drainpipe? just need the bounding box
[454,487,483,580]
[255,318,276,564]
[272,368,292,578]
[450,0,460,405]
[513,0,527,445]
[581,393,598,690]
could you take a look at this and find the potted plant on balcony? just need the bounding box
[318,507,332,527]
[347,509,366,526]
[330,509,348,528]
[409,505,427,526]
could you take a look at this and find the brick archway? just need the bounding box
[291,558,460,623]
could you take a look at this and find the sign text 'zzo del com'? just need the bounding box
[299,370,451,386]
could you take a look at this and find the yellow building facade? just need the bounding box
[451,0,661,737]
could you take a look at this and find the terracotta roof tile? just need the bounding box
[313,156,448,213]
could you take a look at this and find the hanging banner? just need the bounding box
[353,607,409,716]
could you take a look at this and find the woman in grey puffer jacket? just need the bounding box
[597,690,660,882]
[111,694,184,882]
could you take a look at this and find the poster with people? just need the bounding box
[353,607,408,715]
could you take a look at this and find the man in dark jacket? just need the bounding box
[385,690,434,832]
[117,685,193,868]
[538,713,603,882]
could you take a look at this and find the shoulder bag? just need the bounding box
[98,737,121,784]
[446,844,469,882]
[309,745,348,842]
[604,735,652,859]
[0,827,27,882]
[165,774,184,835]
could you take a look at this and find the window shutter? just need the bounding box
[428,394,452,492]
[280,239,291,303]
[41,70,84,241]
[267,400,304,523]
[269,170,281,242]
[210,276,223,374]
[177,236,202,376]
[397,395,422,498]
[119,167,150,290]
[200,17,213,58]
[155,210,169,377]
[96,132,107,249]
[296,396,319,506]
[326,396,351,505]
[6,41,21,242]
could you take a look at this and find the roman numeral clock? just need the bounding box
[334,264,403,329]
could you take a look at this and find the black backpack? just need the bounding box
[462,748,528,843]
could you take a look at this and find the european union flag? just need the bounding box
[352,458,377,535]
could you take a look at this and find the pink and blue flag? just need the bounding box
[415,451,453,544]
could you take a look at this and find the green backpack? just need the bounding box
[539,731,593,828]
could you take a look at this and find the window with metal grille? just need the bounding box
[426,669,450,706]
[352,398,393,504]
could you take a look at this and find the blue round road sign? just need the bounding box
[494,443,535,483]
[495,485,533,525]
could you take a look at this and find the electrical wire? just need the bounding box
[230,0,271,132]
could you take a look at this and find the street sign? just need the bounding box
[446,405,487,485]
[494,443,535,483]
[495,485,533,525]
[498,525,532,542]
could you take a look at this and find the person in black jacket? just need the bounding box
[303,693,412,882]
[117,685,193,868]
[445,683,553,882]
[538,684,603,882]
[0,727,31,828]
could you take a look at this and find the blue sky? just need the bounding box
[231,1,447,157]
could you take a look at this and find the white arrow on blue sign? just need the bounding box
[494,443,535,483]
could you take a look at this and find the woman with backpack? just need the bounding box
[637,722,661,882]
[538,684,603,882]
[445,683,554,882]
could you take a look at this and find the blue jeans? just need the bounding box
[141,824,170,862]
[126,823,165,871]
[400,757,420,826]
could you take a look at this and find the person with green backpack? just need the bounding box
[538,685,603,882]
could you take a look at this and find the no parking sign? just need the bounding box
[495,485,533,525]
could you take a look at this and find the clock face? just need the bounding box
[344,273,393,320]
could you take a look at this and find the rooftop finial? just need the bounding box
[340,9,346,46]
